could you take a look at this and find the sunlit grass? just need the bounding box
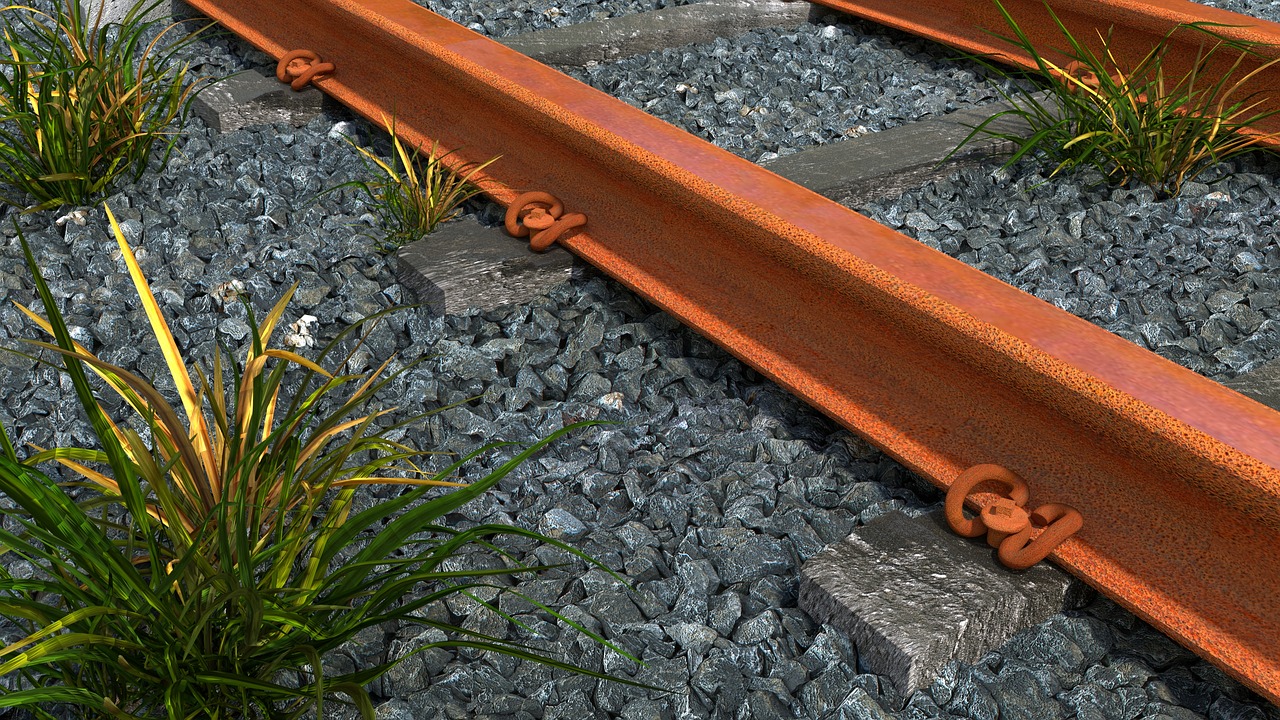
[0,0,210,211]
[329,115,498,252]
[0,207,645,718]
[953,0,1280,197]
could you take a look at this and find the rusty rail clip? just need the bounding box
[276,49,335,91]
[944,464,1083,570]
[504,192,587,252]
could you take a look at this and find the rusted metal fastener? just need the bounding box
[945,464,1029,538]
[1000,502,1084,570]
[504,191,587,252]
[1058,60,1099,93]
[945,464,1082,571]
[276,49,335,91]
[1058,60,1129,97]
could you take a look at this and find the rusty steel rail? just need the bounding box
[811,0,1280,144]
[182,0,1280,704]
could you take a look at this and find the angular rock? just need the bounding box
[539,507,590,540]
[799,510,1091,697]
[704,528,792,584]
[990,666,1067,720]
[835,687,894,720]
[1222,356,1280,411]
[668,622,719,656]
[708,591,743,636]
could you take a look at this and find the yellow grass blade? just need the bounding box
[10,318,170,462]
[27,444,182,530]
[256,283,298,348]
[259,475,301,519]
[64,400,142,463]
[25,444,122,495]
[260,384,281,445]
[1063,130,1108,150]
[355,143,396,179]
[393,133,419,188]
[1218,56,1280,116]
[232,354,270,430]
[230,353,271,496]
[295,412,388,467]
[118,428,197,535]
[330,476,469,488]
[210,350,228,456]
[104,204,219,496]
[263,349,332,378]
[23,338,217,513]
[194,363,228,461]
[347,354,398,405]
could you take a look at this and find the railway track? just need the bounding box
[180,0,1280,707]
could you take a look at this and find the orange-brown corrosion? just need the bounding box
[943,463,1083,570]
[182,0,1280,704]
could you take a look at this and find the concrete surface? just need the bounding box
[501,0,822,65]
[799,509,1092,697]
[192,68,334,133]
[765,100,1039,207]
[394,215,579,315]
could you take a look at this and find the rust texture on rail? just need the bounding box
[812,0,1280,143]
[183,0,1280,704]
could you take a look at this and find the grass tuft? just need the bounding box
[329,115,498,252]
[0,206,644,718]
[0,0,211,211]
[952,0,1280,197]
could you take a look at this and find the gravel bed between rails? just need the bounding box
[412,0,702,38]
[562,16,1012,163]
[0,22,1278,720]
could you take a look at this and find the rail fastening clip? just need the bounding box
[944,463,1083,570]
[504,191,587,252]
[276,49,335,91]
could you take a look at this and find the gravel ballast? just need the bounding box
[0,17,1277,720]
[563,17,1010,162]
[411,0,702,38]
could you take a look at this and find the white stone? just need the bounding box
[283,315,318,349]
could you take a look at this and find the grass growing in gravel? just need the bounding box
[328,115,497,252]
[0,207,641,718]
[953,0,1280,197]
[0,0,209,211]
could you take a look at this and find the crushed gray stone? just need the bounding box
[562,17,1013,162]
[411,0,702,38]
[0,14,1275,720]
